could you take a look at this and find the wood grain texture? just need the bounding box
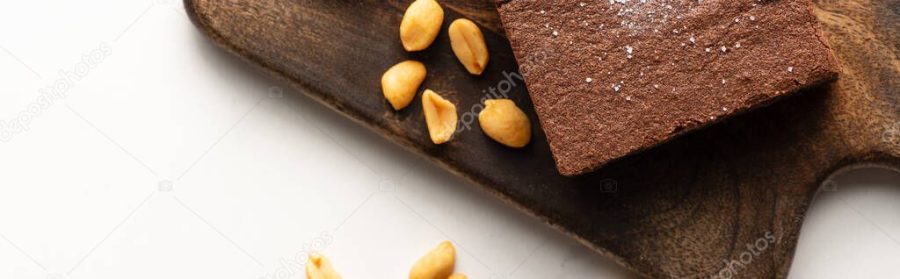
[183,0,899,278]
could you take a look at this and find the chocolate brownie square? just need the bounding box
[497,0,840,176]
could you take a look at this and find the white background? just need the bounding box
[0,1,898,278]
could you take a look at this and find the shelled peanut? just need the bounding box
[306,253,342,279]
[479,99,532,148]
[448,19,489,75]
[400,0,444,51]
[409,241,457,279]
[422,90,458,144]
[382,60,427,110]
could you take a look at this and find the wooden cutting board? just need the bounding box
[183,0,899,278]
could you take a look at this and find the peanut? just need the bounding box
[305,253,342,279]
[449,274,468,279]
[409,241,456,279]
[478,99,532,148]
[382,60,427,110]
[400,0,444,52]
[448,19,489,75]
[422,90,458,144]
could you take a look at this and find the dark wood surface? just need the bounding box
[183,0,899,278]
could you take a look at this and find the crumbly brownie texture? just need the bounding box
[497,0,840,176]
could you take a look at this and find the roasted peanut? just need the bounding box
[478,99,532,148]
[449,274,468,279]
[305,253,342,279]
[409,241,456,279]
[400,0,444,52]
[382,60,427,110]
[422,90,458,144]
[448,19,489,75]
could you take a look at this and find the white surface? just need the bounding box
[0,1,896,278]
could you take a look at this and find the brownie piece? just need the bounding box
[497,0,840,176]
